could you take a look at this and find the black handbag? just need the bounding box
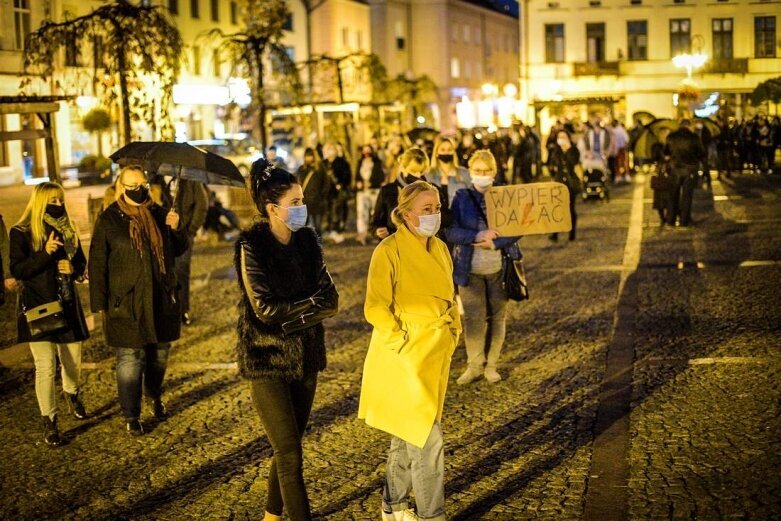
[502,252,529,302]
[650,174,671,192]
[22,297,69,340]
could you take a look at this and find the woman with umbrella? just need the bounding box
[89,165,189,435]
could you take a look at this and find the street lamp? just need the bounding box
[481,82,499,98]
[672,53,707,79]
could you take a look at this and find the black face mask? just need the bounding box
[45,204,66,219]
[125,186,150,204]
[437,154,454,164]
[404,173,422,184]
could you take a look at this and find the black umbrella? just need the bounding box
[109,141,245,188]
[632,111,656,126]
[406,127,439,144]
[647,118,680,136]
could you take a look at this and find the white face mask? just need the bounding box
[413,212,441,237]
[557,137,569,147]
[471,175,494,190]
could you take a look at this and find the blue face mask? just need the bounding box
[274,204,308,231]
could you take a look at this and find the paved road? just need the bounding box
[0,172,779,520]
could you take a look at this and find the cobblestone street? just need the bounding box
[1,173,779,520]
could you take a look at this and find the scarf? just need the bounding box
[42,214,78,259]
[116,197,166,275]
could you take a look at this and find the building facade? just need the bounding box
[520,0,781,134]
[0,0,68,185]
[370,0,520,132]
[0,0,310,185]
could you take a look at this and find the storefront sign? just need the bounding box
[485,182,572,236]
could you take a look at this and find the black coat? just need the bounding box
[548,146,581,194]
[10,224,89,343]
[297,164,332,215]
[235,223,338,381]
[354,156,385,190]
[89,202,189,348]
[664,128,706,168]
[324,157,351,195]
[371,178,451,237]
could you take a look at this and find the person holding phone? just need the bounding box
[10,182,90,446]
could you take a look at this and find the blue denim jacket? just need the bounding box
[444,187,522,287]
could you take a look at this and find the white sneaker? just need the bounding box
[484,366,502,383]
[381,509,420,521]
[457,367,482,385]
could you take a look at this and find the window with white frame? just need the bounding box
[13,0,31,50]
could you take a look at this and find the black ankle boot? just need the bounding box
[64,391,88,420]
[43,415,63,447]
[148,398,167,419]
[126,418,145,436]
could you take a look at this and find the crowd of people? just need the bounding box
[1,140,531,521]
[1,111,778,520]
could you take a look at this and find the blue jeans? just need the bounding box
[116,343,170,421]
[383,422,446,520]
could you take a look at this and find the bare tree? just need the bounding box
[202,0,302,149]
[21,0,183,145]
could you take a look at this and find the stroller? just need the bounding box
[581,167,610,201]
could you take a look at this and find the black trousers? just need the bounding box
[328,191,349,232]
[250,374,318,520]
[667,167,697,226]
[551,190,577,241]
[175,244,193,313]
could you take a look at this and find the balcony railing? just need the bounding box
[573,61,620,76]
[703,58,748,74]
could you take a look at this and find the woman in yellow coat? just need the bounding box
[358,181,461,521]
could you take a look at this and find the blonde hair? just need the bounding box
[390,180,439,228]
[398,147,429,170]
[390,147,429,183]
[118,164,146,183]
[431,136,461,169]
[16,182,78,251]
[467,149,497,173]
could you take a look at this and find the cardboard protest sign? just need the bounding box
[485,182,572,236]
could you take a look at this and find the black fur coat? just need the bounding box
[234,223,334,381]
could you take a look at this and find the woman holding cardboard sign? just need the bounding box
[445,150,522,385]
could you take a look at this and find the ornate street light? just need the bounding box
[672,53,708,79]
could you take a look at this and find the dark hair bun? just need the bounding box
[248,157,298,218]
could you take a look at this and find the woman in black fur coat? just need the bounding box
[235,159,338,521]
